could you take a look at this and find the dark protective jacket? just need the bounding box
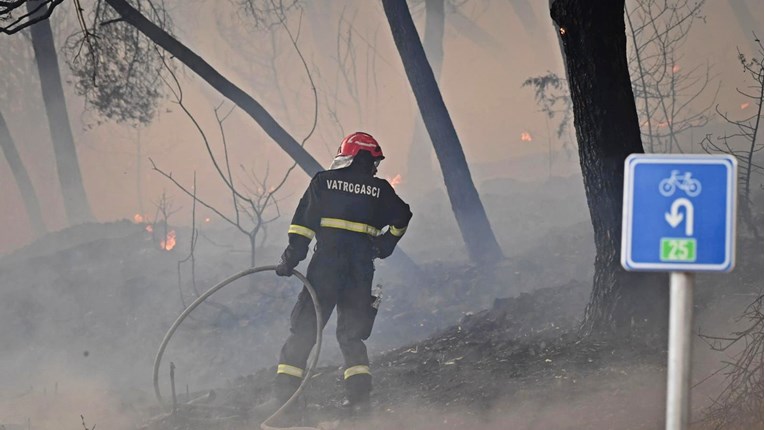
[275,156,411,402]
[281,165,412,265]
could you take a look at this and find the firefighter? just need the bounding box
[270,131,412,417]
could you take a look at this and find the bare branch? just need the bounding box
[699,295,763,428]
[157,51,255,208]
[149,158,247,234]
[214,102,242,226]
[232,0,299,30]
[1,0,65,35]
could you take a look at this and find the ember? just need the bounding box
[388,174,402,188]
[160,230,176,251]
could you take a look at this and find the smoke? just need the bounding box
[339,368,666,430]
[0,369,137,430]
[0,1,762,428]
[1,0,761,251]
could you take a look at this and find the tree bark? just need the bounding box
[103,0,323,176]
[550,0,667,336]
[383,0,503,264]
[27,0,93,225]
[405,0,444,193]
[0,110,47,236]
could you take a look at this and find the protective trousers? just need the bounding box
[276,249,376,403]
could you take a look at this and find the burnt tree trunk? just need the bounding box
[383,0,503,264]
[0,110,47,236]
[405,0,444,192]
[27,0,93,225]
[550,0,667,336]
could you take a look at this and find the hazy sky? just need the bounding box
[0,0,762,253]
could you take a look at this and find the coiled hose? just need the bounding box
[152,266,323,430]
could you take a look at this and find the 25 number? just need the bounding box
[668,240,690,261]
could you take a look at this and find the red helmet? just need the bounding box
[338,132,384,159]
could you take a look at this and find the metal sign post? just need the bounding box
[666,272,694,430]
[621,154,737,430]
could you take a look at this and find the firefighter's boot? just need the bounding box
[251,374,304,423]
[341,373,372,419]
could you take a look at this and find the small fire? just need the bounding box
[133,213,144,223]
[204,217,211,223]
[388,174,402,188]
[160,230,177,251]
[741,102,750,110]
[521,131,533,142]
[642,119,672,129]
[672,64,681,73]
[145,224,153,233]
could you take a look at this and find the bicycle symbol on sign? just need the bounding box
[659,170,702,197]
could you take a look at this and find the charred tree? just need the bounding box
[27,0,93,225]
[550,0,667,336]
[406,0,444,191]
[0,110,46,236]
[102,0,323,176]
[383,0,503,264]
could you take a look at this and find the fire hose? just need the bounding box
[152,265,323,430]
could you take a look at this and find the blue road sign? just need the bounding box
[622,154,737,272]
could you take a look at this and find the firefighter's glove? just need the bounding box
[276,246,300,277]
[275,258,297,277]
[373,233,398,259]
[276,240,308,276]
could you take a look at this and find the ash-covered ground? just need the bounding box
[0,175,761,430]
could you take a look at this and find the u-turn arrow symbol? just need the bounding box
[665,198,694,236]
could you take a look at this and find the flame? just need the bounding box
[160,230,177,251]
[672,64,681,73]
[388,174,402,188]
[521,131,533,142]
[145,224,153,233]
[204,217,211,223]
[641,119,672,129]
[133,213,144,223]
[741,102,750,110]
